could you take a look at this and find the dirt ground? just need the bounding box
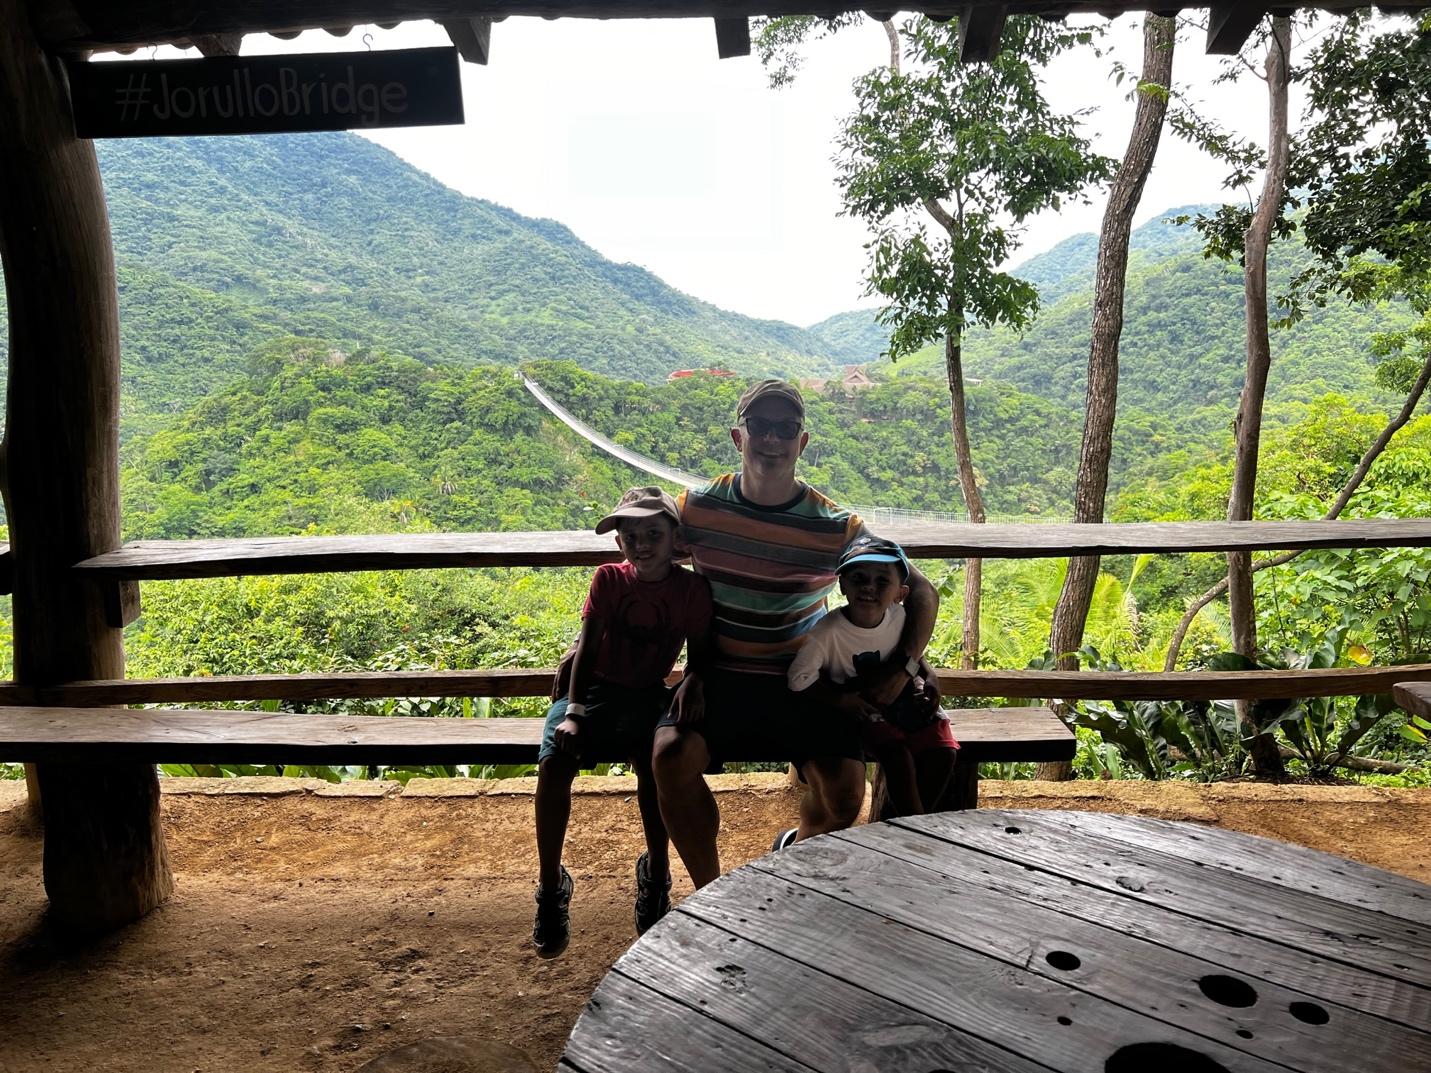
[1,774,1428,1073]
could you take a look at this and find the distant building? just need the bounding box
[799,365,875,397]
[666,367,734,382]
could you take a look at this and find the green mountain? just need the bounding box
[804,309,893,364]
[887,218,1413,418]
[2,132,846,433]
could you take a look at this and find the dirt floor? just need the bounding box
[1,774,1428,1073]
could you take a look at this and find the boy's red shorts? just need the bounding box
[860,714,959,755]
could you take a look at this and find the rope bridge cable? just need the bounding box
[519,371,1063,526]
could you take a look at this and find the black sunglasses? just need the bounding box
[741,417,804,441]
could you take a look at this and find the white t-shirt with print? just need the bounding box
[787,604,906,692]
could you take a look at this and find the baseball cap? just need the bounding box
[837,535,910,580]
[736,379,805,421]
[594,486,681,535]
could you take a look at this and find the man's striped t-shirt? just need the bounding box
[677,474,865,675]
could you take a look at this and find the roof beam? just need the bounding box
[714,16,751,58]
[958,3,1007,62]
[1206,4,1268,53]
[24,4,1431,57]
[443,16,492,62]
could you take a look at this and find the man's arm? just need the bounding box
[864,564,939,708]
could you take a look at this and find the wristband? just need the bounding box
[903,655,921,678]
[565,702,588,718]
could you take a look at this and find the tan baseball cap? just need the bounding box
[736,379,805,421]
[594,486,681,535]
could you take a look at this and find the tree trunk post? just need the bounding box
[0,1,173,932]
[945,328,985,670]
[1040,15,1175,781]
[1229,16,1291,780]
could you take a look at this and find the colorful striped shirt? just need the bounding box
[677,474,865,675]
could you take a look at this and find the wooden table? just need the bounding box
[562,809,1431,1073]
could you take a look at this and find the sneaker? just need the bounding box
[770,827,798,852]
[532,866,573,956]
[634,851,672,935]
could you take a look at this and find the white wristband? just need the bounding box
[903,655,921,678]
[565,702,588,718]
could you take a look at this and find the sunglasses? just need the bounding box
[741,417,804,441]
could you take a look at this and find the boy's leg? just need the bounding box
[914,746,958,815]
[630,753,670,883]
[535,753,579,890]
[871,744,923,818]
[652,725,721,888]
[796,756,866,839]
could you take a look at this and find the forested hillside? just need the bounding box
[889,217,1414,417]
[0,133,845,434]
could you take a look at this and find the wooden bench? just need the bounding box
[1394,681,1431,720]
[0,704,1073,809]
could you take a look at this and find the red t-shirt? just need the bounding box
[582,562,713,689]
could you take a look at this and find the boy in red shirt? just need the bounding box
[533,487,713,956]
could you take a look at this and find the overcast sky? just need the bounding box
[132,15,1304,326]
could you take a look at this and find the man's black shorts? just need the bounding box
[656,669,864,770]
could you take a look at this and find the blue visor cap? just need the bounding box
[837,535,910,581]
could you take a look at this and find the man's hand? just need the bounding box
[863,660,914,709]
[670,674,705,726]
[553,716,583,755]
[834,690,882,722]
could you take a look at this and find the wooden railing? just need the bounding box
[1,519,1426,706]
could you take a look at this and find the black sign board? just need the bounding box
[67,47,464,138]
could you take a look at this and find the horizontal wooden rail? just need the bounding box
[2,663,1429,707]
[70,518,1431,580]
[0,705,1075,766]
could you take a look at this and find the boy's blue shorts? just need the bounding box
[538,681,672,767]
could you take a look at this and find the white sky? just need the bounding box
[125,15,1304,326]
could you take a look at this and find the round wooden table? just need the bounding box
[561,809,1430,1073]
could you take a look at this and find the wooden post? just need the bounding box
[0,0,172,932]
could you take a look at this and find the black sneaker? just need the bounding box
[532,866,573,956]
[634,851,671,935]
[770,828,798,852]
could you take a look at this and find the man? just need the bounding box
[652,379,938,888]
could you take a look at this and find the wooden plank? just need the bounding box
[931,662,1431,700]
[611,911,1055,1073]
[836,816,1431,1025]
[0,543,11,595]
[1395,681,1431,719]
[33,4,1427,54]
[442,16,491,62]
[751,833,1431,1071]
[1021,809,1431,927]
[958,3,1007,62]
[898,809,1431,985]
[564,971,812,1073]
[5,665,1425,707]
[712,16,749,58]
[0,707,551,766]
[71,518,1431,580]
[1207,3,1268,53]
[655,871,1295,1073]
[0,704,1067,764]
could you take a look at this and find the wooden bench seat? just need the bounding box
[0,704,1073,767]
[1394,681,1431,719]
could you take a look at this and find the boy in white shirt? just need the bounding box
[787,536,959,818]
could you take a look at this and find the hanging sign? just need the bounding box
[67,47,464,138]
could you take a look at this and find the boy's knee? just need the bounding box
[538,755,578,782]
